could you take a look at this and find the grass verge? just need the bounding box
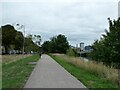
[53,54,119,86]
[2,54,32,64]
[49,54,118,89]
[2,54,40,88]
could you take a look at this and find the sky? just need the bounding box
[1,0,119,46]
[118,1,120,17]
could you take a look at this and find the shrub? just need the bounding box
[66,48,75,57]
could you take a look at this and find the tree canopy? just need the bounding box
[2,25,17,53]
[25,35,40,53]
[1,24,41,54]
[42,34,69,53]
[14,31,24,50]
[90,18,120,68]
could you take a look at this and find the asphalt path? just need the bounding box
[24,54,87,88]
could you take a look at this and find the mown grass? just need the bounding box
[49,54,119,89]
[2,54,40,88]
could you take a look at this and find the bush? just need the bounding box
[66,48,75,57]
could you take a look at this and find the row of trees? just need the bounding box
[24,34,41,53]
[90,18,120,68]
[42,34,69,53]
[1,24,40,54]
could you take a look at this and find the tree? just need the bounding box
[14,31,24,51]
[1,24,41,54]
[25,35,40,53]
[2,25,16,54]
[42,34,69,53]
[55,34,69,53]
[50,36,57,53]
[90,18,120,68]
[41,41,51,53]
[33,35,41,46]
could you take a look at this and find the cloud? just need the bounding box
[2,1,118,46]
[1,0,119,3]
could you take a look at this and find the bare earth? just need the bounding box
[24,54,87,88]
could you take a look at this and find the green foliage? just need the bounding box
[25,36,40,53]
[42,41,51,53]
[42,34,69,53]
[2,25,17,53]
[90,18,120,68]
[66,48,75,57]
[1,24,41,54]
[14,31,24,50]
[54,34,69,53]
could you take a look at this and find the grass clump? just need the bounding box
[2,54,40,88]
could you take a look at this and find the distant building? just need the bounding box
[76,44,78,48]
[84,45,92,52]
[118,1,120,17]
[80,42,84,51]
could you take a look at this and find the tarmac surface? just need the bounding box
[24,54,87,88]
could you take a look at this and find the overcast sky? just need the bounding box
[1,0,119,46]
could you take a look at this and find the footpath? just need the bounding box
[24,54,87,88]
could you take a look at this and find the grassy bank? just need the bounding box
[2,54,40,88]
[0,55,2,90]
[2,54,32,64]
[49,54,118,88]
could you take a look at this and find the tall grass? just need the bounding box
[54,54,119,86]
[2,54,32,64]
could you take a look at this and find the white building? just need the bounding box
[80,42,84,51]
